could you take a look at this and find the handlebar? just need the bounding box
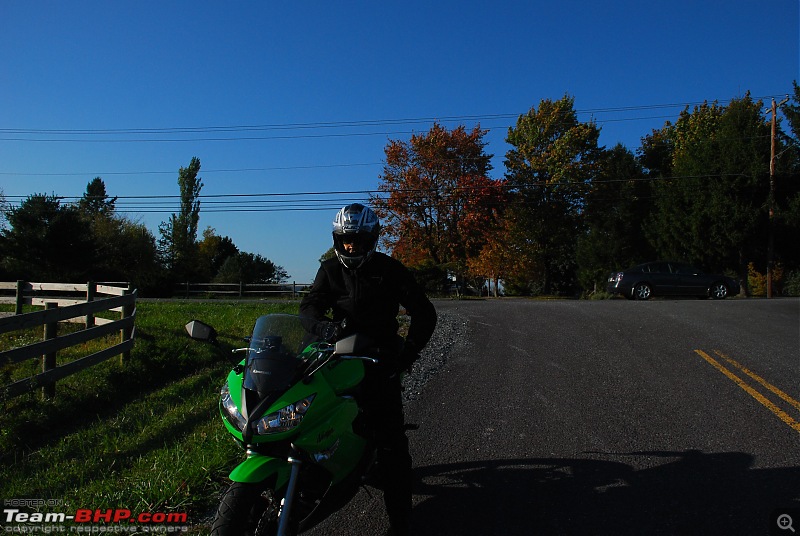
[339,355,379,364]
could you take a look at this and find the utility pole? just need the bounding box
[767,96,790,298]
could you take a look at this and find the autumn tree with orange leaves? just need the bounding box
[372,123,504,292]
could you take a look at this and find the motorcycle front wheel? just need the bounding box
[211,481,282,536]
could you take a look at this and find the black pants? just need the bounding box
[360,366,412,528]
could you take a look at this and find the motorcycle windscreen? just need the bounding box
[243,336,301,395]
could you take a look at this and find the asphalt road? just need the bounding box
[306,298,800,536]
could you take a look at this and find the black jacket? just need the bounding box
[299,253,437,357]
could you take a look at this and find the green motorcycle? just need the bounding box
[210,313,382,536]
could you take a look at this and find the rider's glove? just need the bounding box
[318,321,342,342]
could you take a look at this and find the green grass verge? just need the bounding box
[0,301,299,530]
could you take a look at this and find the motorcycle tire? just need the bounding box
[211,481,282,536]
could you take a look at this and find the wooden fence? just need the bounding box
[176,281,311,299]
[0,282,136,400]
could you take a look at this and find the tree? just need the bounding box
[0,188,8,231]
[90,214,161,288]
[0,188,161,288]
[643,96,773,288]
[372,123,500,292]
[0,194,95,281]
[776,82,800,272]
[214,252,288,284]
[466,214,517,297]
[576,144,652,292]
[782,81,800,144]
[197,227,239,281]
[78,177,117,217]
[159,157,203,282]
[319,246,336,263]
[76,178,162,291]
[503,95,602,295]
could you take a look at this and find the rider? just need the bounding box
[299,203,437,535]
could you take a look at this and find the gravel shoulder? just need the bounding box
[401,304,470,403]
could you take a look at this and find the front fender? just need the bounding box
[229,454,290,487]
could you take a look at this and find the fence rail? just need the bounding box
[175,281,312,299]
[0,282,136,400]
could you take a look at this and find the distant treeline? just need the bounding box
[2,87,800,297]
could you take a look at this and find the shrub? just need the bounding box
[748,262,783,297]
[784,270,800,297]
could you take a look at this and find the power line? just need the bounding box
[0,95,786,143]
[0,98,786,182]
[0,162,382,177]
[1,93,789,215]
[0,128,777,180]
[2,171,766,215]
[0,96,783,135]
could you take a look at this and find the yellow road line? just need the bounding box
[693,350,800,434]
[713,350,800,413]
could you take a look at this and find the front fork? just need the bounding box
[276,454,303,536]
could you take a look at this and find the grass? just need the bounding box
[0,300,299,531]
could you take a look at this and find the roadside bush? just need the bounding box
[784,270,800,296]
[748,262,784,297]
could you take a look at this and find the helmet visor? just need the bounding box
[341,233,372,247]
[337,232,376,252]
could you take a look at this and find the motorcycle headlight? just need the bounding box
[220,382,247,432]
[255,395,316,435]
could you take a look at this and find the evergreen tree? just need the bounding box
[644,96,772,287]
[576,144,652,292]
[78,177,117,216]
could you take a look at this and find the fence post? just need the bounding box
[185,282,190,299]
[239,281,244,298]
[293,281,297,298]
[15,280,24,315]
[85,281,96,329]
[42,302,58,399]
[121,285,134,364]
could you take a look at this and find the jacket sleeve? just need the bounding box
[398,266,437,351]
[299,263,335,337]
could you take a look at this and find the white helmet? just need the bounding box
[332,203,381,270]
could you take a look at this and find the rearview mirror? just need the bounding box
[334,333,374,355]
[185,320,217,343]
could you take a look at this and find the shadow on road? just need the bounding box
[411,450,800,535]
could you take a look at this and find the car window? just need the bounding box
[650,262,669,273]
[673,264,701,275]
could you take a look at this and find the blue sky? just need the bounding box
[1,1,798,283]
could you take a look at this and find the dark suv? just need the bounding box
[607,261,740,300]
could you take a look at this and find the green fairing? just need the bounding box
[229,455,290,487]
[294,396,366,484]
[228,360,244,406]
[222,346,368,484]
[212,315,388,533]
